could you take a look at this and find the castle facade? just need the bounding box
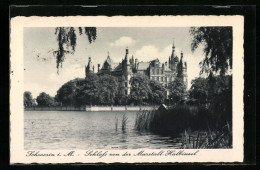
[85,40,188,99]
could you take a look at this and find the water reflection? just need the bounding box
[24,111,182,150]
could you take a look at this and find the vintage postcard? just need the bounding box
[10,16,244,163]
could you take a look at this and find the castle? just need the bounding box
[85,40,188,99]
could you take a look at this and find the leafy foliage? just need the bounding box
[24,91,33,107]
[207,75,232,128]
[56,78,79,106]
[190,27,232,76]
[148,80,166,104]
[189,75,232,128]
[129,74,151,105]
[168,77,187,104]
[54,27,97,71]
[79,73,100,105]
[36,92,55,106]
[56,74,119,106]
[98,75,119,104]
[189,77,209,106]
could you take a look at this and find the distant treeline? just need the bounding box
[24,73,188,107]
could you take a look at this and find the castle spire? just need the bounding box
[168,56,171,68]
[86,57,94,75]
[125,47,129,64]
[172,39,175,51]
[87,57,92,67]
[171,38,175,60]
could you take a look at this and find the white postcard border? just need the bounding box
[10,16,244,163]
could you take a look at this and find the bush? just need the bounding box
[135,104,217,134]
[135,104,232,148]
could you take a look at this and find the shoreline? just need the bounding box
[24,105,159,112]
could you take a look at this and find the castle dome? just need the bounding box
[174,56,179,62]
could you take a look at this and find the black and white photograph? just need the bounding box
[10,16,244,163]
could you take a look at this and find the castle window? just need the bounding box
[152,69,155,74]
[156,77,159,81]
[161,77,163,81]
[156,69,159,75]
[125,90,128,95]
[125,82,127,87]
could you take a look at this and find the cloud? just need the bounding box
[134,44,181,62]
[25,64,86,98]
[47,64,85,94]
[110,36,136,47]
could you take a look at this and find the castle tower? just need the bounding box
[124,47,131,72]
[168,56,171,69]
[97,64,100,72]
[177,51,188,90]
[171,39,175,61]
[183,61,188,90]
[177,52,183,78]
[135,58,139,70]
[125,47,129,64]
[85,57,94,76]
[124,47,131,95]
[181,51,188,90]
[170,39,177,71]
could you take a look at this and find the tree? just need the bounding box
[36,92,55,106]
[169,77,187,105]
[98,75,118,105]
[189,75,232,127]
[56,75,100,107]
[148,80,166,104]
[129,74,151,105]
[207,75,232,127]
[53,27,97,71]
[77,73,100,105]
[56,78,79,106]
[189,77,209,106]
[24,91,33,107]
[190,27,232,76]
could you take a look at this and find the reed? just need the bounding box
[134,110,156,131]
[121,113,128,132]
[135,104,210,133]
[180,122,232,149]
[115,114,118,131]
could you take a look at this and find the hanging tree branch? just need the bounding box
[54,27,97,73]
[190,27,232,76]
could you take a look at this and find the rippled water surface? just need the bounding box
[24,111,182,150]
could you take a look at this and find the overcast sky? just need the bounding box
[24,27,204,98]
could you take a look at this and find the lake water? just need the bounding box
[24,111,182,150]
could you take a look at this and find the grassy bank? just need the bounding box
[134,104,232,148]
[180,122,232,149]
